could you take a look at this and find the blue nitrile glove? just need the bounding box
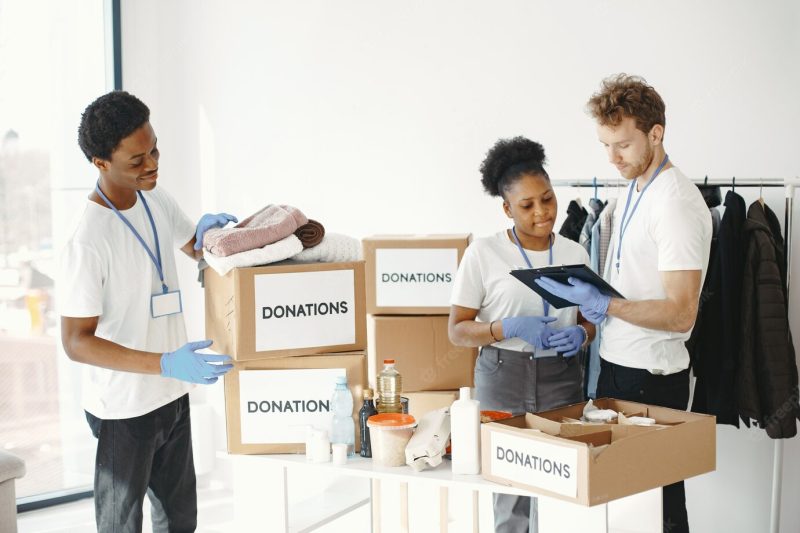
[580,307,606,325]
[160,340,233,384]
[547,326,586,357]
[501,316,558,349]
[194,213,238,251]
[534,277,610,325]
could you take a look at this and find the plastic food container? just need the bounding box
[367,413,417,467]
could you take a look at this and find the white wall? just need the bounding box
[119,1,800,531]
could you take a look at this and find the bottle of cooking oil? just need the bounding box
[377,359,402,414]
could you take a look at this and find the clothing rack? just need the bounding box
[550,177,800,189]
[552,176,798,533]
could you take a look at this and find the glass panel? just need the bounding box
[0,0,109,499]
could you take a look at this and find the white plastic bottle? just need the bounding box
[450,386,481,474]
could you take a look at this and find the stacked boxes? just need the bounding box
[362,235,475,417]
[204,261,368,454]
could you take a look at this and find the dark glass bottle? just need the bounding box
[359,388,378,457]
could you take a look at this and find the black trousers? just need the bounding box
[597,358,690,533]
[85,394,197,533]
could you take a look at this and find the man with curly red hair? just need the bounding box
[537,75,712,532]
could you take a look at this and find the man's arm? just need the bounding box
[61,316,162,373]
[607,269,702,333]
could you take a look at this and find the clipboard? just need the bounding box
[509,264,625,309]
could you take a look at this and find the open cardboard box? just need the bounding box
[481,398,716,506]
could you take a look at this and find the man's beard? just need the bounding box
[624,144,656,181]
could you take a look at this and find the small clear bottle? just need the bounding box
[377,359,402,414]
[330,375,355,456]
[359,388,378,457]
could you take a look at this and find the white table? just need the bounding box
[219,453,661,533]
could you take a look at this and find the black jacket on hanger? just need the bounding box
[737,201,800,438]
[688,191,745,426]
[559,200,587,243]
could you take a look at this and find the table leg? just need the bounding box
[439,487,448,533]
[400,482,409,533]
[372,479,381,533]
[472,490,479,533]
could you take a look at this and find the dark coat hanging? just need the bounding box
[559,200,588,243]
[689,191,746,426]
[737,201,800,438]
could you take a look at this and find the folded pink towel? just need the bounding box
[203,204,308,257]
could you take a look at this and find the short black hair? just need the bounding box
[479,136,548,197]
[78,91,150,162]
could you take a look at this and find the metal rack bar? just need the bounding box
[550,179,796,188]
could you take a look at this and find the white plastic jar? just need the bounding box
[367,413,417,467]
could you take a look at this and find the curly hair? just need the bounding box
[78,91,150,162]
[480,136,548,197]
[586,74,665,135]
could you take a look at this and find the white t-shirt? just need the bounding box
[58,186,197,419]
[600,166,712,374]
[450,231,590,354]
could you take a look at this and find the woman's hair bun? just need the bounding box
[480,136,547,197]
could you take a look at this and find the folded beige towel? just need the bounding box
[203,204,308,257]
[203,234,304,276]
[292,233,362,263]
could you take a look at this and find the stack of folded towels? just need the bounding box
[202,204,362,275]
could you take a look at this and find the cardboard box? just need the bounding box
[367,315,476,392]
[404,390,458,421]
[224,352,367,455]
[362,234,471,315]
[205,261,366,361]
[481,398,716,506]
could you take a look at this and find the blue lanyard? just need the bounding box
[95,183,168,294]
[511,227,553,316]
[615,154,669,272]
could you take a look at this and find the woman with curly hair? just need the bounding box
[448,136,595,532]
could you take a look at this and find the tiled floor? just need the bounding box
[18,479,235,533]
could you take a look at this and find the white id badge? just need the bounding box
[151,290,182,318]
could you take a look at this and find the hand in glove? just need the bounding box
[547,326,587,357]
[580,307,607,325]
[194,213,238,251]
[535,276,610,325]
[500,316,558,350]
[160,340,233,384]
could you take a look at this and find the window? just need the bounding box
[0,0,112,502]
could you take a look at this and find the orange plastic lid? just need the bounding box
[367,413,416,428]
[383,358,396,364]
[480,410,514,423]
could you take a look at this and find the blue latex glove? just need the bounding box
[547,326,586,357]
[194,213,238,251]
[501,316,558,349]
[534,277,610,325]
[580,307,606,325]
[160,340,233,384]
